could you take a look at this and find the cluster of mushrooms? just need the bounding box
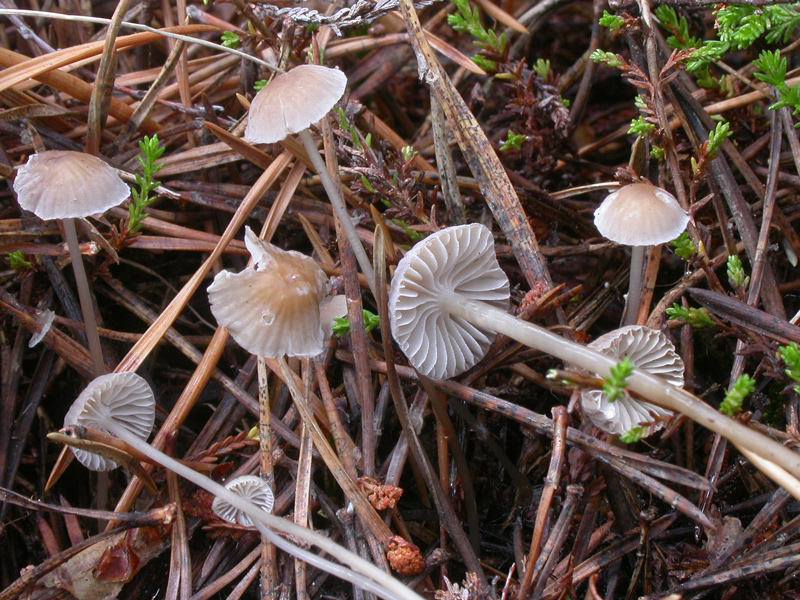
[15,63,800,600]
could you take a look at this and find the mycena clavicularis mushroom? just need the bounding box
[388,223,800,496]
[580,325,683,438]
[593,183,689,326]
[13,150,130,375]
[48,373,426,600]
[244,64,376,295]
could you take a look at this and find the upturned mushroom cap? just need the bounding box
[389,223,510,380]
[244,64,347,144]
[13,150,130,220]
[212,475,275,526]
[63,372,156,471]
[594,183,689,246]
[208,227,330,358]
[580,325,684,436]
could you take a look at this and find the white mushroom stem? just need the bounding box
[63,217,105,376]
[297,128,376,295]
[95,419,423,600]
[439,293,800,494]
[624,245,646,326]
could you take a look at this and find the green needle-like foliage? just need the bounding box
[128,134,166,234]
[332,309,381,337]
[778,343,800,393]
[720,374,756,416]
[666,303,715,328]
[602,357,634,404]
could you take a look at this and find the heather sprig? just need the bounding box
[666,303,715,328]
[720,374,756,416]
[128,135,165,234]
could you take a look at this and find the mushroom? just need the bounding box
[244,64,376,294]
[213,476,414,600]
[580,325,683,437]
[51,373,425,600]
[388,223,800,493]
[593,183,689,325]
[13,150,131,375]
[207,226,330,358]
[389,223,510,380]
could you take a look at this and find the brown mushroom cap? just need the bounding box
[63,372,156,471]
[580,325,684,436]
[207,227,330,358]
[388,224,510,380]
[13,150,130,220]
[594,183,689,246]
[244,64,347,144]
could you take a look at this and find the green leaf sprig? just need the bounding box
[128,134,165,234]
[620,425,648,443]
[726,255,750,290]
[332,309,381,337]
[666,303,715,328]
[720,374,756,416]
[778,342,800,393]
[670,231,696,260]
[602,357,634,403]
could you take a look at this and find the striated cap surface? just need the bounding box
[581,325,684,437]
[64,372,156,471]
[389,224,509,380]
[594,183,689,246]
[244,65,347,144]
[14,150,130,220]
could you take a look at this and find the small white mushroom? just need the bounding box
[389,224,509,379]
[212,475,275,525]
[63,372,155,471]
[57,376,424,600]
[594,183,689,325]
[13,150,131,375]
[207,227,330,358]
[580,325,683,437]
[245,65,347,145]
[13,150,130,220]
[244,65,375,294]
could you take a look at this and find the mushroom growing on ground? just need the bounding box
[244,64,376,294]
[388,223,800,494]
[207,226,331,358]
[50,373,425,600]
[593,183,689,325]
[214,475,415,600]
[13,150,131,374]
[580,325,683,437]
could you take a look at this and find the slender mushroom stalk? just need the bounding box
[56,373,424,600]
[593,183,689,326]
[388,224,800,492]
[13,150,131,375]
[244,64,376,295]
[214,476,415,600]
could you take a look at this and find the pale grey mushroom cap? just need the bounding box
[14,150,130,220]
[244,64,347,144]
[580,325,684,437]
[212,475,275,526]
[64,372,156,471]
[389,223,510,380]
[594,183,689,246]
[208,227,330,358]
